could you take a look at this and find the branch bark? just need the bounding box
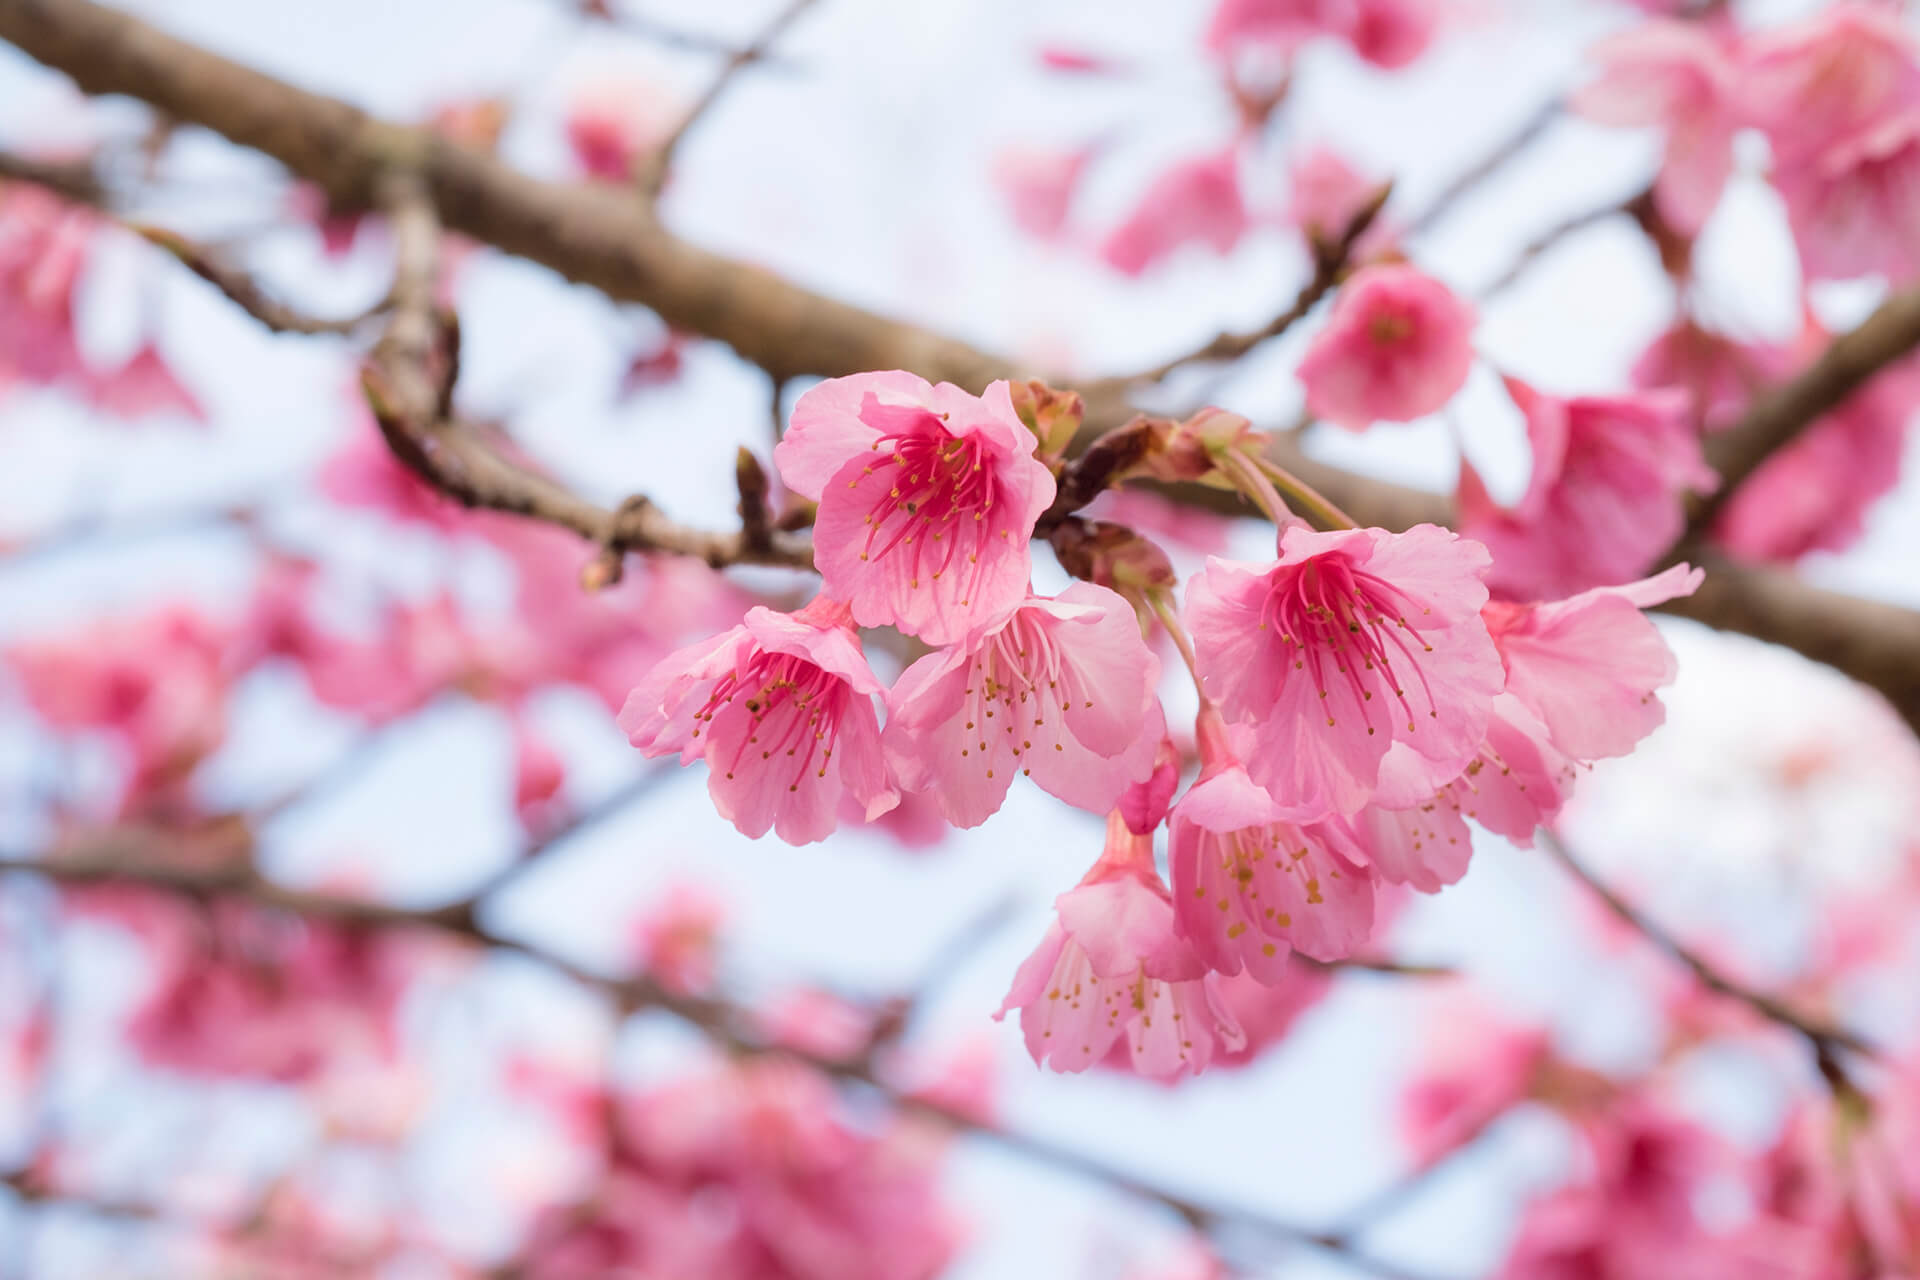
[6,0,1920,734]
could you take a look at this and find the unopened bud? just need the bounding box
[1049,518,1177,593]
[1008,378,1086,464]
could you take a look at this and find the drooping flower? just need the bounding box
[1186,522,1504,821]
[1349,566,1702,876]
[1571,21,1742,238]
[1742,4,1920,165]
[1284,144,1396,259]
[1207,0,1437,70]
[1482,563,1704,761]
[1714,358,1919,560]
[773,372,1055,646]
[1098,146,1249,277]
[1774,109,1920,282]
[992,143,1098,241]
[997,813,1245,1080]
[1346,693,1576,892]
[1399,992,1550,1165]
[1457,378,1714,601]
[619,595,897,845]
[565,77,676,183]
[882,583,1163,828]
[1296,265,1476,431]
[86,342,207,423]
[1169,705,1377,971]
[0,180,97,394]
[1630,321,1792,433]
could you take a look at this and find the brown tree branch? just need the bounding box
[5,843,1452,1280]
[0,147,105,203]
[1690,283,1920,534]
[0,0,1009,388]
[5,0,1920,733]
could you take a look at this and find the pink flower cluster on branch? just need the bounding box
[624,368,1706,1082]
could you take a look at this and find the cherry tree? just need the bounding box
[1,0,1918,1275]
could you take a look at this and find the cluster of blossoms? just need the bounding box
[622,370,1704,1080]
[0,179,202,421]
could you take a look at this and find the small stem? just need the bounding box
[1220,448,1290,525]
[1147,590,1205,698]
[1252,454,1359,531]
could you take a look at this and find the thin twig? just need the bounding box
[639,0,819,197]
[5,845,1454,1280]
[129,222,385,335]
[566,0,802,64]
[1101,185,1391,388]
[1476,191,1641,300]
[1538,829,1878,1075]
[1405,97,1562,239]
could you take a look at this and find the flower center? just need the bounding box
[1260,557,1437,737]
[694,650,848,793]
[849,421,1003,599]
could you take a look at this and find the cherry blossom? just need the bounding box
[1187,522,1504,820]
[1098,145,1250,276]
[1170,704,1378,969]
[620,595,897,844]
[1458,378,1714,600]
[774,372,1055,645]
[1571,21,1741,237]
[882,582,1164,827]
[1296,264,1477,430]
[998,813,1245,1079]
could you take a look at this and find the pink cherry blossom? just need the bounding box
[1119,735,1182,834]
[1630,322,1791,433]
[564,77,675,183]
[1715,360,1918,560]
[1170,705,1377,968]
[629,881,725,997]
[619,595,897,845]
[1743,4,1920,165]
[1208,0,1436,70]
[122,898,427,1085]
[1187,522,1504,821]
[510,715,567,826]
[523,1056,961,1280]
[992,143,1097,241]
[1782,109,1920,282]
[86,342,208,423]
[1284,144,1396,258]
[320,400,460,528]
[774,372,1055,646]
[1296,265,1476,430]
[1347,0,1437,70]
[1347,693,1577,889]
[1571,21,1741,238]
[7,603,235,815]
[0,180,96,393]
[1207,962,1334,1069]
[1208,0,1344,59]
[882,583,1163,828]
[1458,378,1714,601]
[997,813,1245,1079]
[1098,145,1249,277]
[1482,563,1702,761]
[1399,995,1549,1165]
